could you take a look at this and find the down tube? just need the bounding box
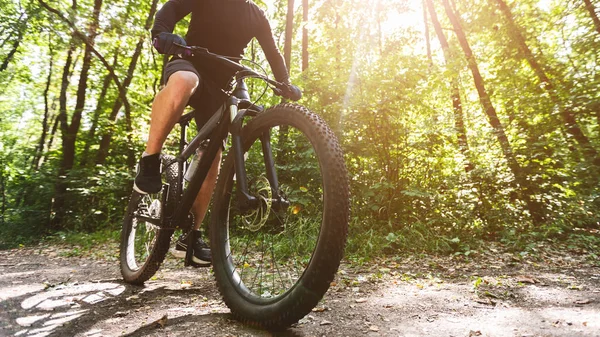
[169,115,229,228]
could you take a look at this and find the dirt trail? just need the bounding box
[0,244,598,337]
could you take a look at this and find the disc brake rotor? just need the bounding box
[241,175,272,232]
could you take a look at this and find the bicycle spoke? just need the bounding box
[236,227,254,283]
[270,230,288,293]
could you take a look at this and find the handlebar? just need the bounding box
[173,44,301,101]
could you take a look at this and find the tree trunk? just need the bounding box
[375,4,383,55]
[49,38,76,230]
[80,51,118,167]
[44,113,60,165]
[494,0,598,163]
[0,158,5,227]
[95,0,159,166]
[425,0,472,172]
[0,18,27,72]
[583,0,600,35]
[66,0,103,158]
[51,0,103,229]
[0,19,18,50]
[441,0,543,224]
[284,0,295,71]
[276,0,296,163]
[0,37,21,72]
[302,0,308,71]
[38,0,131,117]
[423,0,432,66]
[33,38,54,170]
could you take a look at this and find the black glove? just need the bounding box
[279,83,302,101]
[153,32,187,55]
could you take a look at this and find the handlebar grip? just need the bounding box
[277,84,302,101]
[272,87,283,96]
[287,85,302,101]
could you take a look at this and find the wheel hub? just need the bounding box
[241,176,272,232]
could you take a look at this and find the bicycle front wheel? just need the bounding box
[210,103,350,328]
[120,154,178,284]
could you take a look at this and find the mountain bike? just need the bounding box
[119,45,350,329]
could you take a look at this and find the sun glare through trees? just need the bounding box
[0,0,599,260]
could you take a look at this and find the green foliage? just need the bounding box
[45,228,121,250]
[0,0,599,258]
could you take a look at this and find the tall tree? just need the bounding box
[583,0,600,35]
[302,0,308,71]
[94,0,159,166]
[0,158,5,228]
[284,0,295,71]
[0,15,27,72]
[44,115,60,164]
[441,0,543,224]
[278,0,297,162]
[493,0,599,164]
[51,0,103,228]
[422,0,432,65]
[32,35,54,170]
[425,0,472,171]
[38,0,131,114]
[79,51,118,167]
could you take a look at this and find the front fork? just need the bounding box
[228,98,289,214]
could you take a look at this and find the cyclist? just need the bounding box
[133,0,301,266]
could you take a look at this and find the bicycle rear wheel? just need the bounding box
[120,154,178,284]
[210,103,350,328]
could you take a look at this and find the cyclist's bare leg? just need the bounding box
[191,149,222,229]
[145,71,199,155]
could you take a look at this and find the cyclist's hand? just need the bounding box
[153,32,187,55]
[278,83,302,101]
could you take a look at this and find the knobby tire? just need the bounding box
[120,154,179,284]
[210,103,350,329]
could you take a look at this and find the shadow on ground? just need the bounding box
[1,245,599,336]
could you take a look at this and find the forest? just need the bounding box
[1,0,599,257]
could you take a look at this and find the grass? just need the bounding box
[45,228,121,247]
[342,216,600,264]
[42,228,121,260]
[2,213,598,271]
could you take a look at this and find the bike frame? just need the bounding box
[156,48,289,266]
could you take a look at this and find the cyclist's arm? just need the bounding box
[255,14,290,85]
[151,0,194,38]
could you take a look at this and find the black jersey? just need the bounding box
[152,0,289,88]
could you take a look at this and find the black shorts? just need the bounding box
[163,58,225,128]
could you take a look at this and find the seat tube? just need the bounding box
[177,121,188,198]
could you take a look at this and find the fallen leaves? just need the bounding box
[153,314,168,328]
[125,295,140,303]
[113,311,129,317]
[474,298,496,306]
[575,299,591,305]
[312,306,329,312]
[515,275,537,284]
